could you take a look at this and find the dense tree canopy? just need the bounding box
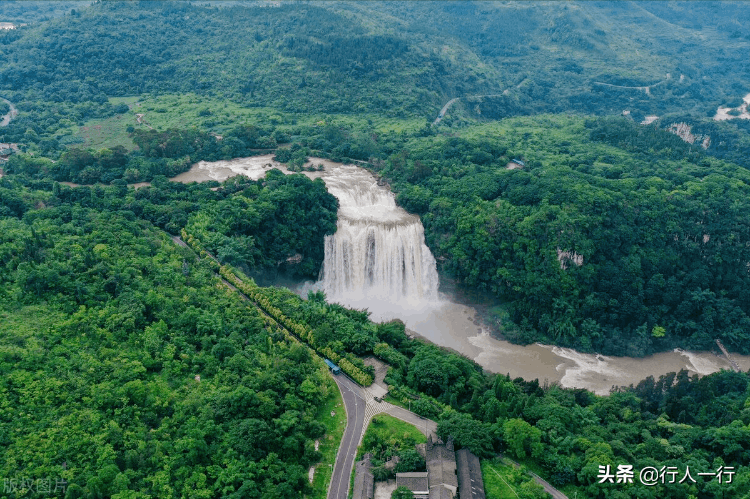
[1,3,750,499]
[0,180,334,498]
[378,115,750,356]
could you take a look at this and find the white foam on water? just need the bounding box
[550,346,628,395]
[173,156,750,394]
[317,164,440,313]
[673,348,723,375]
[196,156,279,180]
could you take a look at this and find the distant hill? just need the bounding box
[1,0,749,127]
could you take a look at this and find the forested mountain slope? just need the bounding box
[1,4,750,497]
[0,176,339,498]
[383,114,750,356]
[370,0,750,119]
[1,0,750,149]
[2,174,749,499]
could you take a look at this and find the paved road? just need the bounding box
[592,79,666,96]
[433,92,514,125]
[528,470,568,499]
[383,405,437,437]
[172,235,565,499]
[433,97,460,125]
[326,375,439,499]
[328,374,367,499]
[501,455,568,499]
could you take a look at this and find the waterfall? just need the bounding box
[171,155,440,313]
[317,164,440,314]
[174,155,750,393]
[321,217,439,304]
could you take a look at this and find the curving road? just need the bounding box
[326,375,567,499]
[592,79,667,96]
[433,97,460,125]
[326,376,438,499]
[433,91,516,125]
[169,237,565,499]
[328,375,367,499]
[383,404,436,437]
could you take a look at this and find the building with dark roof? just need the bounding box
[456,448,486,499]
[426,435,458,498]
[430,486,454,499]
[396,472,429,499]
[352,453,374,499]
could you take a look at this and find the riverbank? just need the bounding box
[176,155,750,395]
[35,155,750,395]
[30,154,750,394]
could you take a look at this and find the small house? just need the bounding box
[395,472,429,499]
[353,453,374,499]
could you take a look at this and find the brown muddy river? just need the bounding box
[177,155,750,394]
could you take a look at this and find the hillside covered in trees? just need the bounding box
[378,115,750,357]
[2,175,749,499]
[2,2,750,498]
[2,0,750,155]
[0,176,338,498]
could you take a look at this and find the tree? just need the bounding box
[518,479,549,499]
[437,411,494,458]
[503,419,543,460]
[394,449,425,473]
[392,486,414,499]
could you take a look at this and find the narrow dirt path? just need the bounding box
[1,97,18,127]
[592,79,667,95]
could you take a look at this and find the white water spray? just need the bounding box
[173,155,750,394]
[317,164,439,316]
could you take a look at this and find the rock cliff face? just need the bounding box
[557,248,584,270]
[668,122,711,150]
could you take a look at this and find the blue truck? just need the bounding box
[324,358,341,375]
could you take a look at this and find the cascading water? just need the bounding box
[316,164,439,316]
[173,155,750,394]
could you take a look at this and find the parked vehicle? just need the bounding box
[324,358,341,375]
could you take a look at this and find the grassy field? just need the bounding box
[130,93,428,136]
[347,413,429,498]
[357,413,428,462]
[56,92,429,155]
[306,378,347,499]
[74,113,136,151]
[481,457,562,499]
[482,459,523,499]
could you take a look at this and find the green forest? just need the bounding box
[381,116,750,356]
[11,110,750,357]
[0,178,336,498]
[2,0,750,156]
[3,174,749,499]
[2,1,750,499]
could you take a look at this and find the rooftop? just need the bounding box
[396,472,429,494]
[353,453,375,499]
[456,448,486,499]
